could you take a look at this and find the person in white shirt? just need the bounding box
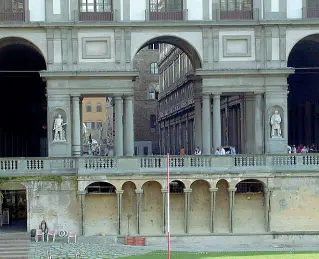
[195,147,202,155]
[220,146,226,155]
[215,147,221,155]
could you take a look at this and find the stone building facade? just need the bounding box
[133,44,160,155]
[0,0,318,243]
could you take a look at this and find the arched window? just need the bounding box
[86,182,116,194]
[150,62,158,74]
[170,180,185,194]
[96,102,102,112]
[150,114,157,128]
[235,179,263,193]
[86,103,92,112]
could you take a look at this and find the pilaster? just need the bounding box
[135,189,143,234]
[209,187,218,233]
[194,96,202,148]
[45,0,70,22]
[161,189,167,234]
[116,190,124,235]
[77,191,86,236]
[228,187,236,233]
[254,92,264,154]
[183,188,192,233]
[264,188,272,232]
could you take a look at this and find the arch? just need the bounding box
[132,34,203,69]
[170,180,185,194]
[96,102,102,112]
[141,180,162,189]
[190,179,211,188]
[215,179,230,188]
[0,182,26,190]
[85,181,116,194]
[287,34,319,148]
[0,37,47,157]
[0,36,46,66]
[121,181,137,190]
[86,103,92,112]
[235,179,265,193]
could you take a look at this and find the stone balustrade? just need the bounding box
[0,154,318,176]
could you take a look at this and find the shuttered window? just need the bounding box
[307,0,319,8]
[220,0,252,11]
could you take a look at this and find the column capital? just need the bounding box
[161,188,168,193]
[124,95,134,100]
[212,93,221,98]
[114,95,123,100]
[183,188,192,193]
[254,91,264,95]
[228,187,237,192]
[116,190,124,195]
[202,93,211,99]
[135,189,143,194]
[209,187,218,193]
[71,94,81,99]
[77,191,86,195]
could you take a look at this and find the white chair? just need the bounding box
[68,232,77,244]
[35,229,44,242]
[47,230,56,242]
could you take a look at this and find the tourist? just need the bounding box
[194,147,201,155]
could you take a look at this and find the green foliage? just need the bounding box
[0,175,63,185]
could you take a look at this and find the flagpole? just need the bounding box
[166,152,171,259]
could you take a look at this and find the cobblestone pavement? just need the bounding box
[29,236,319,259]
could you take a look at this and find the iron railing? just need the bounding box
[145,9,188,21]
[216,8,259,21]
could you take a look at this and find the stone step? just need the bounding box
[0,233,29,258]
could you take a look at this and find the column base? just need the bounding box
[72,145,81,156]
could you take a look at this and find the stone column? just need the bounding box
[185,116,189,154]
[212,94,222,150]
[124,95,134,156]
[202,94,212,155]
[194,97,202,148]
[161,189,167,234]
[228,187,236,233]
[264,188,272,232]
[77,191,86,236]
[116,190,124,235]
[183,188,192,233]
[254,92,264,154]
[72,95,81,156]
[135,189,143,234]
[114,96,124,156]
[209,187,218,233]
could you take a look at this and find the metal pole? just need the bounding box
[166,153,171,259]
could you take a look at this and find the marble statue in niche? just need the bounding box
[53,114,67,142]
[270,110,282,138]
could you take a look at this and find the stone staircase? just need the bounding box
[0,233,29,258]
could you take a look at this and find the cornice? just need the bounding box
[196,68,295,77]
[2,19,319,29]
[40,70,139,79]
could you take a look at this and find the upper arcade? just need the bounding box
[0,0,318,24]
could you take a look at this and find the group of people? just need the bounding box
[191,146,237,155]
[288,144,317,154]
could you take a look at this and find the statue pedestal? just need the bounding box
[49,141,70,157]
[267,137,287,154]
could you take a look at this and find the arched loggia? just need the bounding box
[0,37,47,157]
[288,34,319,149]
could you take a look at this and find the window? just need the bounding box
[80,0,112,12]
[150,63,158,74]
[143,146,149,156]
[0,0,25,21]
[86,104,92,112]
[96,103,102,112]
[86,182,116,194]
[150,114,157,128]
[220,0,252,11]
[148,43,159,50]
[97,121,103,128]
[150,0,183,12]
[86,121,95,129]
